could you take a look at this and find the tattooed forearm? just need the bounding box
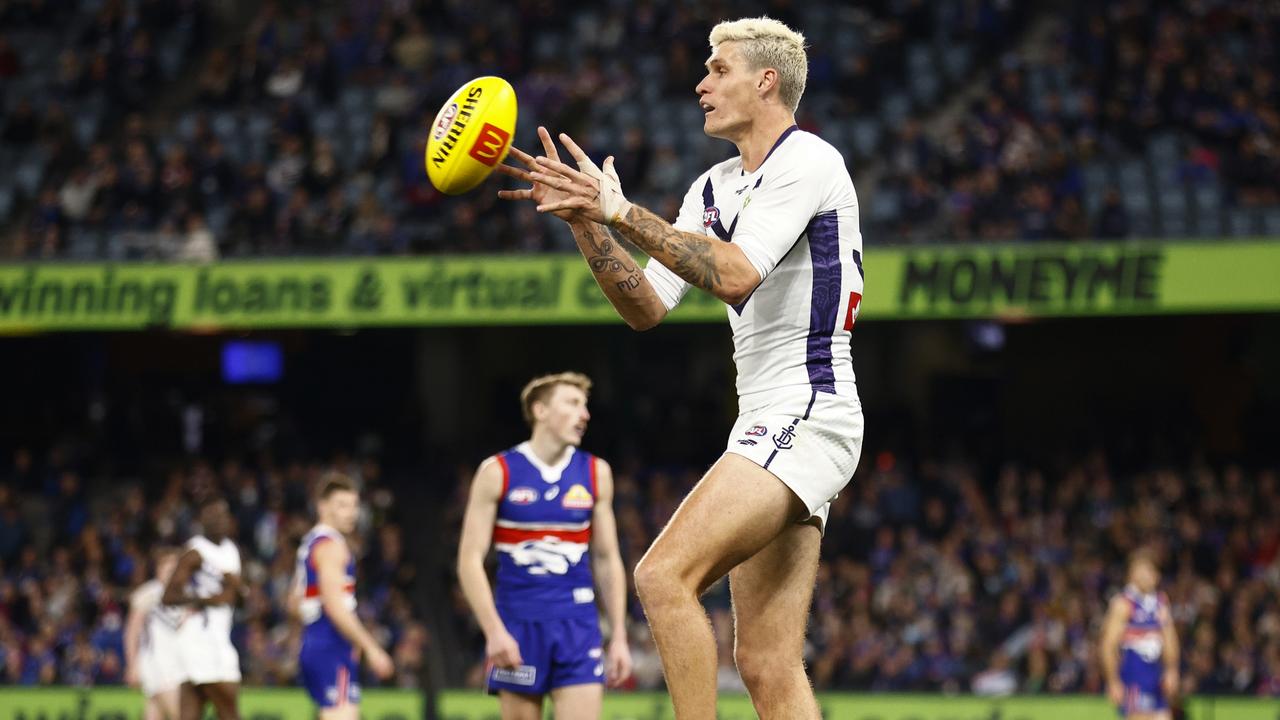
[616,205,723,294]
[582,227,637,276]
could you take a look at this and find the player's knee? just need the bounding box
[734,644,803,695]
[633,555,682,609]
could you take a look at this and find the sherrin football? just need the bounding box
[425,76,518,195]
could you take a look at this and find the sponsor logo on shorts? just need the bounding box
[745,425,768,437]
[562,484,593,509]
[508,487,538,505]
[573,587,596,604]
[773,419,799,450]
[588,647,603,659]
[433,103,458,141]
[468,123,511,166]
[702,206,720,228]
[492,664,537,686]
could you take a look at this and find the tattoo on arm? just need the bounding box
[581,226,643,293]
[619,206,723,293]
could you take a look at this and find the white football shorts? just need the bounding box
[139,623,185,696]
[175,617,241,685]
[724,384,864,531]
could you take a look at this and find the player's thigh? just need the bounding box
[202,682,240,720]
[318,705,359,720]
[549,683,603,720]
[178,683,203,720]
[498,691,544,720]
[729,519,822,664]
[153,687,181,720]
[637,453,809,594]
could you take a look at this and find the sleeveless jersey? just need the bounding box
[1119,585,1169,685]
[492,442,598,621]
[186,535,240,637]
[295,524,357,651]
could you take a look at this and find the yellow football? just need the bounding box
[425,76,518,195]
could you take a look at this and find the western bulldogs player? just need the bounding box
[291,473,395,717]
[1101,552,1180,719]
[498,17,862,718]
[125,547,182,720]
[162,498,243,720]
[457,372,632,720]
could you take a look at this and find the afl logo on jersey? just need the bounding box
[562,484,593,510]
[745,425,768,437]
[508,487,539,505]
[702,206,720,228]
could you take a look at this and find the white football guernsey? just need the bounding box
[185,535,241,636]
[644,127,864,399]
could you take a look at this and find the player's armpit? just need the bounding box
[613,205,760,306]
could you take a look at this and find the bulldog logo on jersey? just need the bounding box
[562,484,593,510]
[507,487,538,505]
[702,206,720,228]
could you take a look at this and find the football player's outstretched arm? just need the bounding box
[528,132,762,306]
[498,128,668,330]
[456,457,523,669]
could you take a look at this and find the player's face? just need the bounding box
[697,42,764,140]
[1131,560,1160,593]
[201,500,232,539]
[537,385,590,447]
[322,489,360,534]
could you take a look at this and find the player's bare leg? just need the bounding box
[498,690,542,720]
[549,683,604,720]
[177,683,203,720]
[633,453,810,718]
[202,682,241,720]
[730,520,822,719]
[146,688,180,720]
[318,704,358,720]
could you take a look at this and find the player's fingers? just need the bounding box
[537,199,585,213]
[533,156,598,187]
[529,171,593,198]
[496,189,533,201]
[537,126,560,163]
[508,145,539,168]
[558,132,594,170]
[493,163,533,182]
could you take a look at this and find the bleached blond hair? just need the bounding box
[709,17,808,112]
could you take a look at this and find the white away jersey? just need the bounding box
[644,127,864,398]
[186,535,241,635]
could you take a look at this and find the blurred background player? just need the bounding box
[457,372,632,720]
[1101,551,1181,720]
[292,473,395,717]
[125,547,183,720]
[500,16,862,719]
[162,498,243,720]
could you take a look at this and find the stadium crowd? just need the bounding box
[0,446,428,688]
[442,452,1280,696]
[2,0,1031,257]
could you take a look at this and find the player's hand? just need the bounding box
[527,131,633,226]
[1107,679,1125,706]
[1162,669,1179,700]
[124,664,140,689]
[605,636,632,688]
[486,627,523,669]
[496,127,580,222]
[366,645,395,680]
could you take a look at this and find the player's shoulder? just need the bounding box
[131,578,163,603]
[782,130,849,173]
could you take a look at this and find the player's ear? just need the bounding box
[757,68,778,96]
